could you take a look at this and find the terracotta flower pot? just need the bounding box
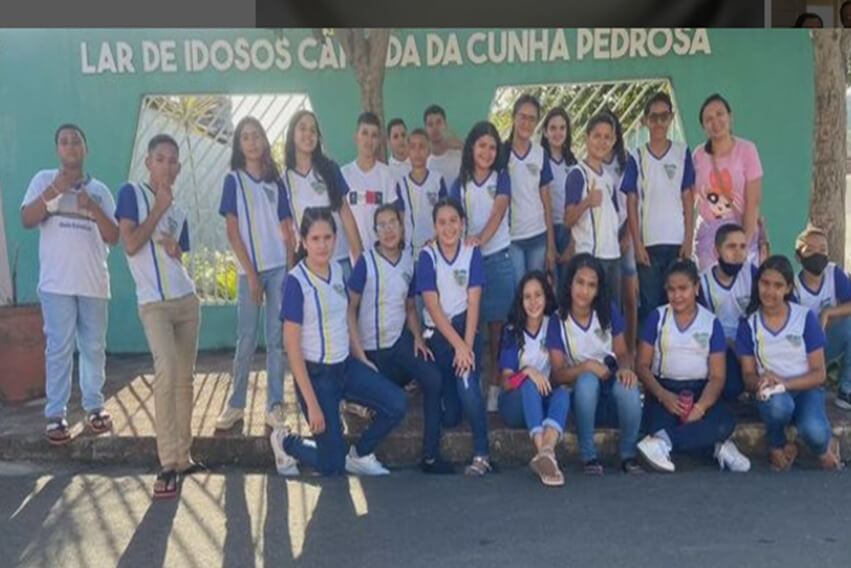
[0,304,46,404]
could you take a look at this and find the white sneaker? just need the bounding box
[715,440,751,473]
[266,404,286,429]
[270,427,299,476]
[486,385,500,413]
[215,406,244,430]
[637,435,675,473]
[345,447,390,476]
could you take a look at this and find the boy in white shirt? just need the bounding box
[387,117,412,183]
[424,104,464,188]
[341,112,400,249]
[20,124,119,445]
[115,134,201,498]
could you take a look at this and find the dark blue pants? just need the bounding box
[427,312,489,457]
[642,378,735,454]
[637,244,681,324]
[723,347,745,401]
[285,357,407,476]
[366,330,443,461]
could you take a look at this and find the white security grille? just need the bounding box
[128,93,313,303]
[489,78,686,155]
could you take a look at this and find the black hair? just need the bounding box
[423,104,447,124]
[408,127,429,140]
[372,203,406,252]
[147,134,179,155]
[459,121,502,188]
[643,92,673,117]
[285,110,346,211]
[295,206,337,263]
[505,270,558,352]
[357,111,381,130]
[698,93,732,155]
[500,94,542,169]
[387,118,406,136]
[714,222,745,249]
[431,196,465,225]
[231,116,280,183]
[745,255,796,315]
[794,13,824,27]
[842,0,851,19]
[665,258,700,287]
[560,253,612,331]
[601,109,626,171]
[54,123,87,147]
[540,107,577,166]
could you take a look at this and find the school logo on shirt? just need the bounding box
[486,184,497,198]
[593,327,610,342]
[785,334,803,348]
[820,298,832,310]
[165,215,180,237]
[427,190,440,206]
[333,283,346,298]
[736,296,750,311]
[262,184,277,204]
[310,181,327,195]
[526,163,540,176]
[664,163,678,180]
[692,332,710,349]
[402,271,413,285]
[453,268,468,287]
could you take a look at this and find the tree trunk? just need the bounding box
[811,29,846,266]
[334,29,391,162]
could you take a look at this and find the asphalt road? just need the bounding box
[1,460,849,567]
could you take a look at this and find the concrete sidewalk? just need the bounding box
[1,351,850,469]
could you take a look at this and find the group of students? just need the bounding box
[20,89,850,498]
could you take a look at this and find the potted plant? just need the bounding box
[0,243,46,404]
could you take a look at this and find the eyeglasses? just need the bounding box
[647,112,673,124]
[376,220,400,233]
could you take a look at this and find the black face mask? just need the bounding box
[718,259,743,278]
[801,253,829,276]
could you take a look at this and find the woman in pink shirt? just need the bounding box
[693,94,765,271]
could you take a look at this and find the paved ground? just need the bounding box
[0,460,849,568]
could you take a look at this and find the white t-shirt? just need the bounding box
[397,169,446,255]
[389,155,412,186]
[450,170,512,257]
[507,142,553,241]
[283,166,351,263]
[565,162,621,260]
[794,263,851,314]
[341,160,399,250]
[546,307,625,365]
[218,170,289,275]
[548,155,572,226]
[500,316,553,377]
[736,303,825,380]
[641,304,725,381]
[700,264,756,341]
[620,142,696,247]
[427,149,462,189]
[602,155,627,229]
[281,260,350,364]
[416,242,485,328]
[21,169,114,299]
[348,247,415,351]
[115,183,196,305]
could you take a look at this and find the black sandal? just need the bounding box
[86,409,112,434]
[45,419,72,446]
[153,470,179,500]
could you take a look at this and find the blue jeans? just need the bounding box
[637,244,680,324]
[285,357,407,475]
[509,232,547,287]
[642,378,736,454]
[598,258,623,311]
[427,312,489,457]
[498,380,570,437]
[366,330,443,461]
[757,388,831,455]
[825,316,851,394]
[39,291,108,419]
[724,347,745,401]
[554,224,571,296]
[572,371,642,461]
[228,267,285,412]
